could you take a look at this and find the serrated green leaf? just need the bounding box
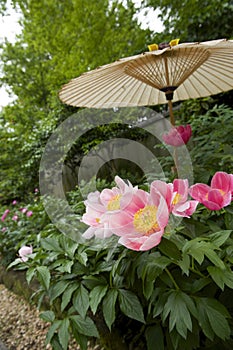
[103,289,118,330]
[73,285,89,319]
[58,318,70,350]
[178,253,190,276]
[61,284,78,312]
[39,310,55,323]
[70,315,99,337]
[205,300,231,340]
[89,285,108,315]
[118,289,145,323]
[49,280,68,303]
[145,325,164,350]
[37,266,51,290]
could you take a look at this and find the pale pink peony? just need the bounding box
[102,187,169,251]
[82,176,136,239]
[26,210,33,217]
[163,125,192,146]
[189,171,233,210]
[18,245,33,262]
[12,200,17,205]
[151,179,198,217]
[21,208,27,214]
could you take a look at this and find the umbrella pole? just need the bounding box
[168,100,175,126]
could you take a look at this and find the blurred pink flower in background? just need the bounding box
[189,171,233,210]
[18,245,33,262]
[1,227,7,232]
[34,188,39,193]
[12,200,17,205]
[1,209,10,222]
[26,210,33,217]
[163,124,192,146]
[12,214,18,221]
[20,208,27,214]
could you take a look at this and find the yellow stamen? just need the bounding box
[172,193,182,205]
[169,38,180,47]
[107,194,121,211]
[96,218,100,223]
[133,205,159,235]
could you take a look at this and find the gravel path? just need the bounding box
[0,284,100,350]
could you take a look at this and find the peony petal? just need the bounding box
[211,171,232,193]
[173,179,188,200]
[173,200,199,217]
[189,183,210,201]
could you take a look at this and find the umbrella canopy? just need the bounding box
[59,39,233,122]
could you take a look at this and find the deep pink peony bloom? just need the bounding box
[102,187,170,251]
[189,171,233,210]
[26,210,33,217]
[1,209,10,222]
[163,124,192,146]
[151,179,198,217]
[18,245,33,262]
[12,214,18,221]
[82,176,136,239]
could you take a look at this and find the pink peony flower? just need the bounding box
[34,188,39,193]
[102,187,170,251]
[18,245,33,262]
[2,227,7,232]
[20,208,27,214]
[163,124,192,146]
[12,200,17,205]
[26,210,33,217]
[82,176,136,239]
[151,179,198,217]
[12,214,18,221]
[1,209,10,222]
[189,171,233,210]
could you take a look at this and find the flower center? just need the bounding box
[172,193,182,205]
[133,205,159,235]
[107,194,121,211]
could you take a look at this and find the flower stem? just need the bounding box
[165,268,179,290]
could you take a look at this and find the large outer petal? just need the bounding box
[211,171,232,192]
[189,183,210,201]
[118,230,164,251]
[173,179,189,201]
[151,180,173,209]
[172,200,199,217]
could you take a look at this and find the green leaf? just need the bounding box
[70,315,99,338]
[178,253,190,276]
[37,266,51,290]
[162,291,194,339]
[103,289,118,330]
[205,249,225,269]
[58,318,70,350]
[49,280,68,303]
[89,285,108,315]
[26,267,36,284]
[118,289,145,323]
[208,265,233,290]
[145,325,164,350]
[46,320,62,345]
[73,285,89,319]
[209,230,232,247]
[40,310,55,323]
[196,298,231,341]
[61,284,78,312]
[159,238,181,261]
[41,237,63,253]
